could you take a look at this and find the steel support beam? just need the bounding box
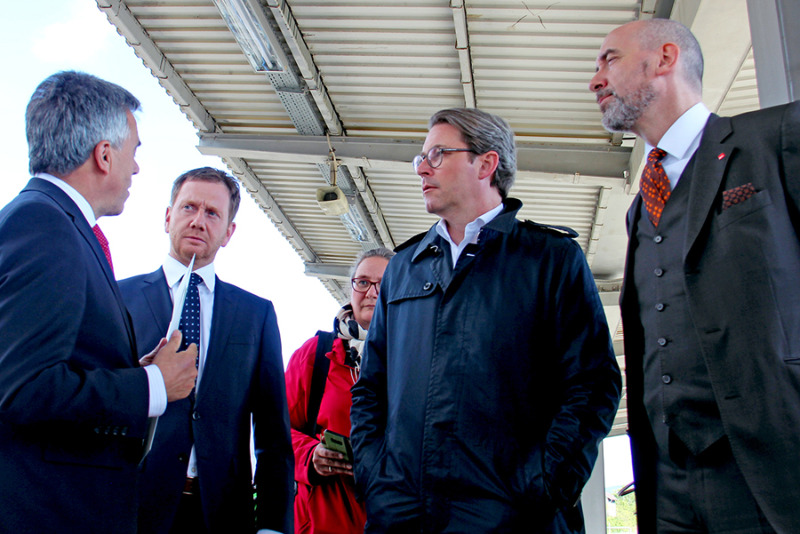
[266,0,344,135]
[304,262,350,281]
[450,0,477,108]
[198,133,632,180]
[747,0,800,107]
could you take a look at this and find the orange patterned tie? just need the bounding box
[639,148,671,227]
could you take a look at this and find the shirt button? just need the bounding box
[662,374,672,384]
[423,282,433,291]
[657,337,668,346]
[654,235,663,244]
[654,268,664,277]
[192,411,201,421]
[655,303,665,311]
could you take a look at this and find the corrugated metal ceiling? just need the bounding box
[97,0,760,436]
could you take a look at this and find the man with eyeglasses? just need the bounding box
[351,107,621,533]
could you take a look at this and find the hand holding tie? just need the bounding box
[152,330,198,402]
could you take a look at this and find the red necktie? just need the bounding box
[92,224,114,274]
[639,148,671,227]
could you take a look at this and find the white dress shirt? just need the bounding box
[162,255,216,478]
[644,102,711,189]
[436,202,504,268]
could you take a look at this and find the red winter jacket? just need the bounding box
[285,334,366,534]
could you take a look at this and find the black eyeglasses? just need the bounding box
[351,278,381,293]
[412,146,477,172]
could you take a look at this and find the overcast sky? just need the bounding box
[0,0,632,490]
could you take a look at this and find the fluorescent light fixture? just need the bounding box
[213,0,285,72]
[340,210,370,243]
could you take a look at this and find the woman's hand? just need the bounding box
[313,443,354,477]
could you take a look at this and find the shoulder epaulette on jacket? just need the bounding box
[394,231,428,252]
[522,219,579,238]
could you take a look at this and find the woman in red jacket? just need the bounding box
[285,247,394,533]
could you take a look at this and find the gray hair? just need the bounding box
[26,71,141,176]
[171,167,242,223]
[429,108,516,199]
[348,247,395,292]
[637,19,703,92]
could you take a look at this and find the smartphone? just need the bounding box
[321,429,353,463]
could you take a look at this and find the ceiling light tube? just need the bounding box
[213,0,286,72]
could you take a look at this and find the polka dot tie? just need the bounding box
[178,273,201,365]
[640,148,671,227]
[92,224,114,274]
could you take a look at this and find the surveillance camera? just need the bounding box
[316,186,349,216]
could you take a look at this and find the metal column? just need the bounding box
[582,440,608,534]
[747,0,800,107]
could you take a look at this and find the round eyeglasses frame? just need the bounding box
[351,278,381,293]
[412,147,477,172]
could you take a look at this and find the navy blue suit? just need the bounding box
[0,178,150,534]
[119,269,293,533]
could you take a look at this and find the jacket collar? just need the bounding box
[22,178,138,362]
[411,198,523,262]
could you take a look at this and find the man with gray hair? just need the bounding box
[351,107,621,532]
[591,18,800,533]
[0,71,198,533]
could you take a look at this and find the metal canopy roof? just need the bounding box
[97,0,759,437]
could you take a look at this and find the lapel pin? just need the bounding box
[718,153,726,160]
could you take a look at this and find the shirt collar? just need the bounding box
[646,102,711,159]
[163,255,216,293]
[35,173,97,226]
[435,202,504,246]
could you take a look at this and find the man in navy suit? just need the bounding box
[0,71,198,534]
[119,167,293,534]
[591,19,800,533]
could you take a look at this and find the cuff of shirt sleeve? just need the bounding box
[144,365,167,417]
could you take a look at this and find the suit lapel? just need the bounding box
[200,278,239,393]
[620,195,643,310]
[683,114,736,262]
[141,269,172,335]
[25,179,139,361]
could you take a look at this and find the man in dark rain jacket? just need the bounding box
[350,108,622,533]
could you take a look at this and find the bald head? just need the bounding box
[621,19,704,92]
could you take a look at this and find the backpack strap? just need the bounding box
[302,330,335,437]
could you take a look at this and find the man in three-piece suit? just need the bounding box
[0,71,198,534]
[591,19,800,533]
[119,167,293,534]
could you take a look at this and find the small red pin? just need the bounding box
[718,153,725,160]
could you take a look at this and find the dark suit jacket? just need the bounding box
[119,269,293,533]
[620,101,800,533]
[0,178,150,534]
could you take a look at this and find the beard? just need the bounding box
[600,82,656,132]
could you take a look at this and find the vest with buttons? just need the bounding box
[631,156,724,455]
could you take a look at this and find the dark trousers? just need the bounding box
[655,431,775,534]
